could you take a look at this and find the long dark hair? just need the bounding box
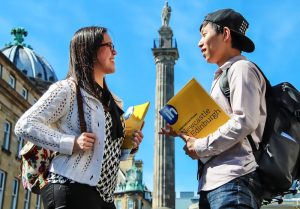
[67,26,124,139]
[67,26,109,97]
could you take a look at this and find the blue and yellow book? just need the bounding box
[122,101,150,149]
[159,78,229,138]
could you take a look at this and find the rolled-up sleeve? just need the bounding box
[194,61,264,158]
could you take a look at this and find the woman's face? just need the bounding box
[94,33,117,76]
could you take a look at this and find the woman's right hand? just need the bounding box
[73,132,96,153]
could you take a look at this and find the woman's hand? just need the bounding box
[132,130,144,149]
[73,132,96,153]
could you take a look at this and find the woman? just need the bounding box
[15,26,143,209]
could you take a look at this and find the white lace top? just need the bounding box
[15,78,124,187]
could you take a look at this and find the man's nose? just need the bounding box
[198,39,203,48]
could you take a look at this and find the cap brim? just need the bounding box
[232,31,255,53]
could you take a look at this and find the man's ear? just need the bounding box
[223,27,231,42]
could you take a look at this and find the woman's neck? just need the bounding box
[93,69,104,88]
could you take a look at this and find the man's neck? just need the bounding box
[217,50,241,67]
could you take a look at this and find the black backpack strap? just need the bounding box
[249,62,272,97]
[219,62,272,102]
[197,160,203,180]
[219,67,230,100]
[197,155,217,180]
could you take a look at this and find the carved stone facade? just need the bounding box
[114,156,152,209]
[0,28,55,209]
[0,50,45,209]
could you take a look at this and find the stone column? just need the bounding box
[152,9,179,208]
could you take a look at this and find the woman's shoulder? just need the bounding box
[49,77,77,93]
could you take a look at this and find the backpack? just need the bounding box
[19,83,86,194]
[19,142,55,194]
[219,62,300,203]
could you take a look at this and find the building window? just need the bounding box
[17,137,25,159]
[0,170,6,209]
[35,195,41,209]
[22,69,27,76]
[3,121,11,151]
[144,191,152,201]
[23,189,30,209]
[9,75,16,89]
[138,199,142,209]
[115,200,121,209]
[127,198,134,209]
[21,87,28,100]
[10,178,19,209]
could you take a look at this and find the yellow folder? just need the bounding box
[159,78,230,138]
[121,101,150,149]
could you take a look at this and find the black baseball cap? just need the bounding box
[202,8,255,52]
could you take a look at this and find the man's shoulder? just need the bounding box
[231,59,252,68]
[229,60,264,84]
[230,59,259,73]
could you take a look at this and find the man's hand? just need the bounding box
[159,124,179,137]
[159,125,199,160]
[180,134,199,160]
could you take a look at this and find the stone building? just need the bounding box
[114,156,152,209]
[0,27,57,209]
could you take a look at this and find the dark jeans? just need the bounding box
[40,182,116,209]
[199,171,263,209]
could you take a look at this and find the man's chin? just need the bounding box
[203,55,211,62]
[204,57,211,63]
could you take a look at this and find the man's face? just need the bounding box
[198,23,226,66]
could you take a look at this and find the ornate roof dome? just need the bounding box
[1,28,58,83]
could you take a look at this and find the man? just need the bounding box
[160,8,266,209]
[162,1,171,26]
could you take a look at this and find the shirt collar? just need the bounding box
[214,55,247,79]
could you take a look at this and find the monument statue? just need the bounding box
[161,1,171,26]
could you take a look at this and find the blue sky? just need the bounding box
[1,0,300,197]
